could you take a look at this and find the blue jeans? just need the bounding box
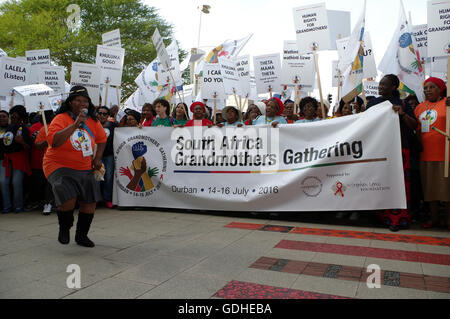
[0,159,25,212]
[102,155,114,202]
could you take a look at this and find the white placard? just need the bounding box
[363,80,380,97]
[201,63,226,100]
[157,42,182,87]
[253,53,282,95]
[412,24,428,61]
[293,3,331,54]
[0,48,7,58]
[0,57,31,97]
[336,32,377,79]
[95,45,125,86]
[102,29,121,47]
[38,65,65,95]
[218,56,242,96]
[13,84,54,112]
[70,62,101,106]
[26,49,51,84]
[327,10,351,50]
[430,56,448,79]
[152,28,171,69]
[235,55,251,98]
[281,40,315,90]
[427,0,450,57]
[113,102,406,211]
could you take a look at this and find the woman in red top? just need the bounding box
[139,103,155,127]
[44,86,107,247]
[0,105,31,213]
[184,102,213,127]
[414,77,450,229]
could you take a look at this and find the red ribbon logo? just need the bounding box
[334,182,345,197]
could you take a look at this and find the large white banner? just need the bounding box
[281,40,315,90]
[113,102,406,211]
[70,62,101,106]
[96,45,125,86]
[293,3,331,54]
[253,53,282,95]
[427,0,450,58]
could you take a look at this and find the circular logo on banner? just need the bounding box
[420,110,437,125]
[70,129,91,151]
[104,128,111,138]
[115,135,168,197]
[445,43,450,55]
[3,132,14,146]
[300,176,322,197]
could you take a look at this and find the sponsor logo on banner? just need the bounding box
[301,176,322,197]
[115,135,168,197]
[332,181,347,197]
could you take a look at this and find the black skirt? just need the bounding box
[47,167,102,206]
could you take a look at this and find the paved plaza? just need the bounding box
[0,208,449,299]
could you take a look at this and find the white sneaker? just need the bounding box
[43,204,52,215]
[349,212,359,221]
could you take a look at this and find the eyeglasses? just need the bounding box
[97,112,109,116]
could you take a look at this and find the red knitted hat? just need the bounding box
[424,77,447,97]
[266,97,284,116]
[190,101,206,113]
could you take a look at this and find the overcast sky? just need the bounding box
[145,0,428,101]
[0,0,429,102]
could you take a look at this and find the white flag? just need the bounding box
[339,0,366,102]
[195,34,253,76]
[378,0,425,102]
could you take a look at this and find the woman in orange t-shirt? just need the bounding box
[414,77,450,230]
[44,86,107,247]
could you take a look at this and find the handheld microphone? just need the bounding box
[79,108,88,128]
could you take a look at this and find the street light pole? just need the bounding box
[194,5,210,96]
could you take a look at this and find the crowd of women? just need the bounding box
[0,74,449,248]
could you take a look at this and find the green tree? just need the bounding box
[0,0,187,100]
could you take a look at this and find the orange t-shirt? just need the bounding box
[414,98,449,162]
[43,113,107,177]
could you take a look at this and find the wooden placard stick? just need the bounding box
[361,79,368,109]
[313,48,326,119]
[116,86,120,106]
[39,103,48,134]
[9,90,15,110]
[233,89,240,111]
[445,55,450,177]
[213,92,217,125]
[268,86,273,99]
[104,78,110,107]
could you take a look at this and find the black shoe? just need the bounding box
[57,210,74,245]
[75,212,95,247]
[389,225,400,232]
